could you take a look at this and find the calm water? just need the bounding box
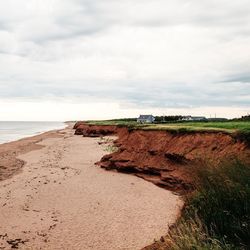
[0,121,66,144]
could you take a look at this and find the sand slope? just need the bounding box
[0,127,183,250]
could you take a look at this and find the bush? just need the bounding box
[166,161,250,249]
[235,131,250,146]
[167,218,233,250]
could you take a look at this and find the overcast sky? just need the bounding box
[0,0,250,121]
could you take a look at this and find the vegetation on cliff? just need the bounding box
[85,119,250,145]
[85,119,250,132]
[145,161,250,250]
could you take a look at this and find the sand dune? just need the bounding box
[0,127,183,250]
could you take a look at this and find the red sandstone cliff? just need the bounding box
[74,122,249,193]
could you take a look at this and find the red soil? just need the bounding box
[74,122,249,193]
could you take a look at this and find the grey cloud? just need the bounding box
[223,73,250,83]
[1,0,249,45]
[0,0,249,113]
[1,77,249,108]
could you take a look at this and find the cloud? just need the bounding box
[223,72,250,83]
[0,0,249,119]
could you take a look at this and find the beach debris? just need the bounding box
[6,238,28,249]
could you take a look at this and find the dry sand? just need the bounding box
[0,126,183,250]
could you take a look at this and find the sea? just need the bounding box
[0,121,66,144]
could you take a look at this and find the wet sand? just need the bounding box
[0,126,183,250]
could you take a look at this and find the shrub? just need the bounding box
[166,160,250,249]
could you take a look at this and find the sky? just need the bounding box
[0,0,250,121]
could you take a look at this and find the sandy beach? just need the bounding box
[0,126,183,250]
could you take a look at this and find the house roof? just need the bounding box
[182,116,206,119]
[138,115,154,119]
[191,116,206,119]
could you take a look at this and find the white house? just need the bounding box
[181,116,207,121]
[137,115,155,123]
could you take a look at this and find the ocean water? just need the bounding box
[0,121,66,144]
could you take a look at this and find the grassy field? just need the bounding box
[85,120,250,145]
[144,121,250,133]
[86,120,250,133]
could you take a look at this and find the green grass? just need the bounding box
[166,218,233,250]
[86,120,138,126]
[104,144,118,153]
[86,120,250,133]
[85,120,250,145]
[165,161,250,250]
[145,121,250,132]
[98,137,118,153]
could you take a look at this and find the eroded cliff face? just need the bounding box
[74,123,119,137]
[74,122,249,194]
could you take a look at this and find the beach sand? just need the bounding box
[0,126,183,250]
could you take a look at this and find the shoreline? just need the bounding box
[0,125,183,250]
[0,125,70,182]
[0,122,68,145]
